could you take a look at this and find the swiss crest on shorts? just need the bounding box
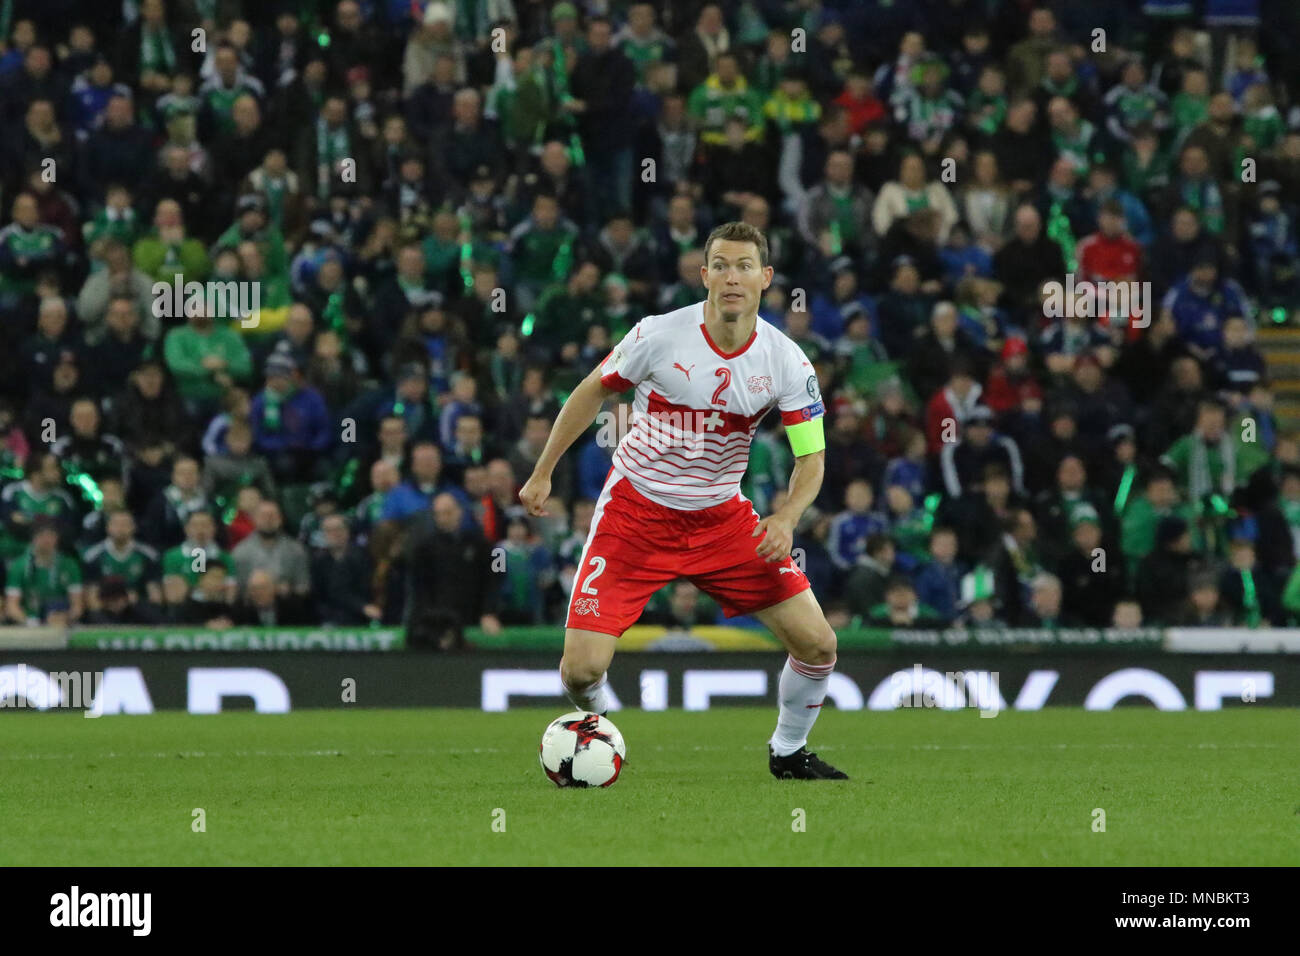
[747,374,773,395]
[573,596,601,616]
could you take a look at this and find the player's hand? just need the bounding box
[519,472,551,516]
[753,513,796,563]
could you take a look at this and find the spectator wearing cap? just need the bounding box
[984,336,1043,416]
[875,255,934,360]
[4,516,82,625]
[1246,180,1300,309]
[809,257,874,342]
[214,193,289,284]
[403,3,465,95]
[369,362,439,445]
[938,404,1026,498]
[80,91,154,199]
[1056,504,1127,626]
[251,353,332,484]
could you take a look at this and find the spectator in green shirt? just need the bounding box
[688,53,765,147]
[132,199,210,285]
[81,509,161,608]
[505,192,580,311]
[163,309,252,415]
[5,518,82,625]
[1160,399,1268,506]
[1120,466,1199,577]
[1,450,76,550]
[161,510,236,591]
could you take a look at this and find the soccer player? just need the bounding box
[519,222,847,780]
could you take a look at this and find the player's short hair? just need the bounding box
[703,221,769,267]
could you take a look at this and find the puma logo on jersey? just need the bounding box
[778,565,800,575]
[673,362,695,380]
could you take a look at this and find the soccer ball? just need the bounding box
[539,711,627,788]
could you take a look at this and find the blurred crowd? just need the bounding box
[1,0,1300,645]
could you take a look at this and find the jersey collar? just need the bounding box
[699,303,758,359]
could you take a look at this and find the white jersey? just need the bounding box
[598,301,824,510]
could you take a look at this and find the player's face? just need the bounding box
[702,240,772,322]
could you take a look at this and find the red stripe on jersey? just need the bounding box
[699,322,757,359]
[616,444,749,484]
[621,437,751,472]
[646,391,768,438]
[613,463,746,498]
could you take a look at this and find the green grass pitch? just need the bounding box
[2,708,1296,865]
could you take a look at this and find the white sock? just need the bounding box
[562,669,612,714]
[770,656,835,757]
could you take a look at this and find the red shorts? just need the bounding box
[565,473,812,636]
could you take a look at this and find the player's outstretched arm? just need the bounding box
[519,365,621,516]
[754,449,825,563]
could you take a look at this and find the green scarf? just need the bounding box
[141,25,176,74]
[316,120,350,199]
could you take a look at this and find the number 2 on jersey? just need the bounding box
[711,367,731,406]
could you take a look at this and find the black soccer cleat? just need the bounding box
[769,745,849,780]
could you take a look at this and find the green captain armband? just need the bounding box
[784,416,825,456]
